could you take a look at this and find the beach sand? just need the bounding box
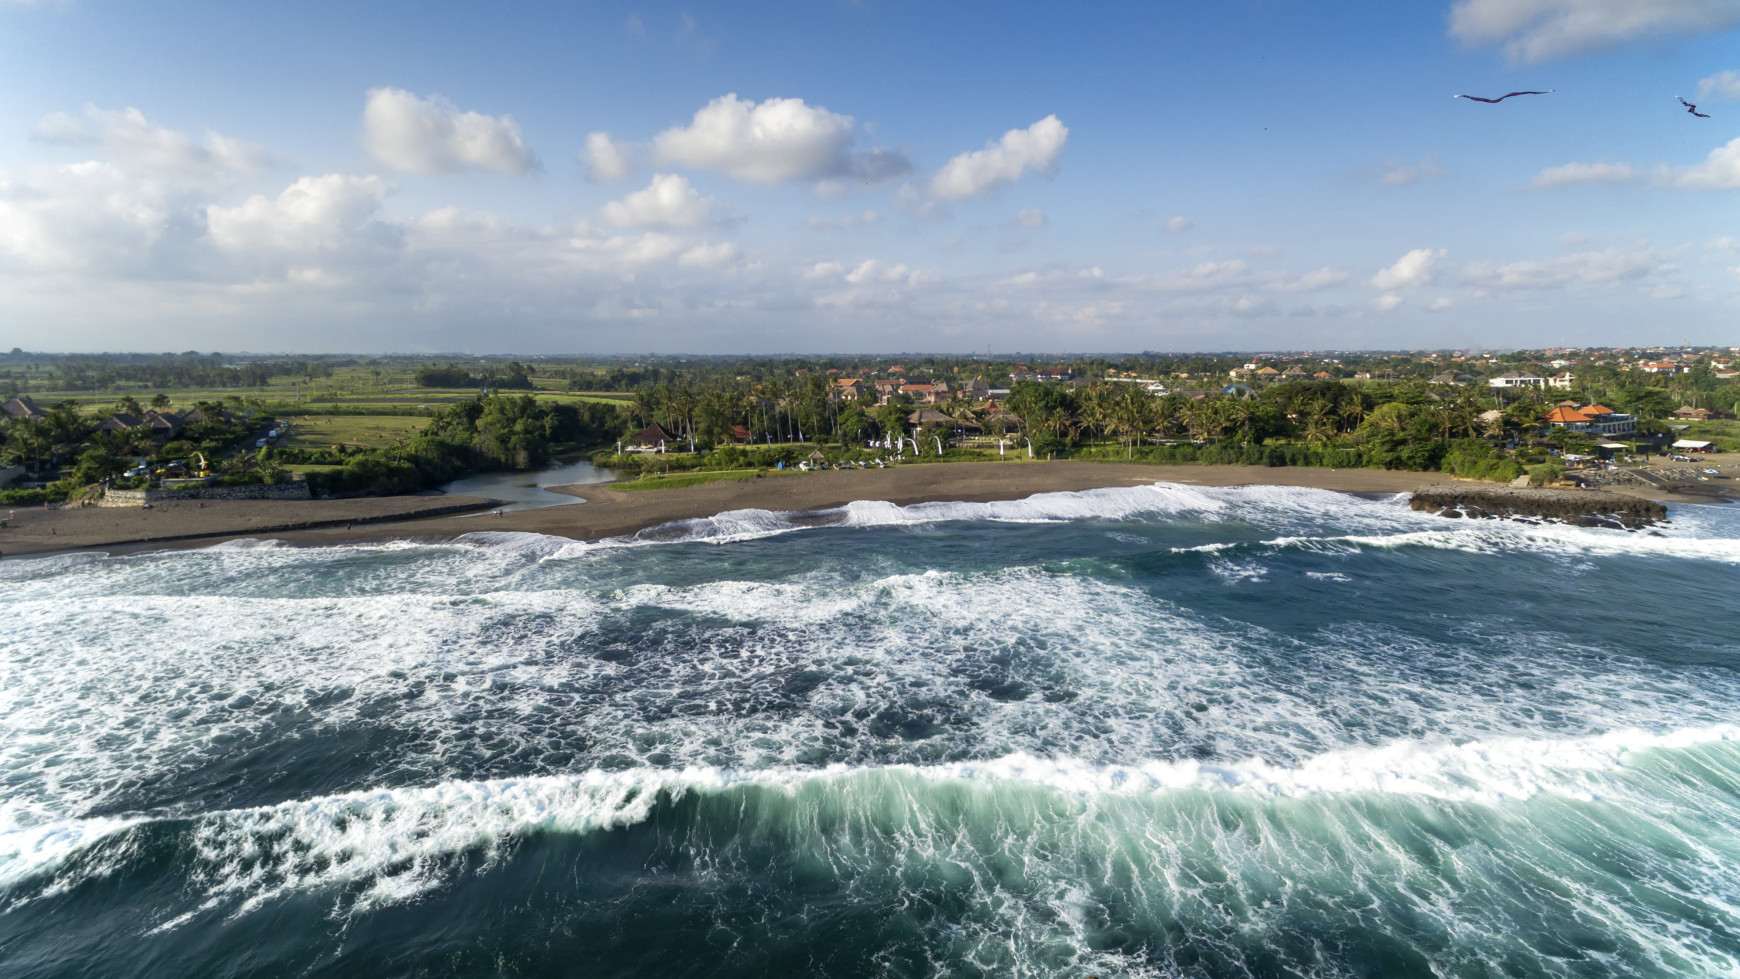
[1,460,1721,559]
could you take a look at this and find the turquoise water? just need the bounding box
[3,483,1739,977]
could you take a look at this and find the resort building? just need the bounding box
[1543,404,1637,437]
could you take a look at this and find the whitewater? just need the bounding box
[3,482,1739,977]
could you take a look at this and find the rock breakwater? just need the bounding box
[1410,484,1666,530]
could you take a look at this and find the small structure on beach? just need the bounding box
[628,423,676,451]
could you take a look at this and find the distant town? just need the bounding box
[2,345,1735,506]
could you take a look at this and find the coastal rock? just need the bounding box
[1410,484,1665,530]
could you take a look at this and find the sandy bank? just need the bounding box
[2,460,1721,559]
[0,495,500,558]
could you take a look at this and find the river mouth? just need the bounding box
[436,457,615,511]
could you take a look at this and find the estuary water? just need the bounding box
[3,482,1740,977]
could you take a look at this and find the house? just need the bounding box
[831,378,868,401]
[2,396,46,419]
[906,407,955,427]
[1254,366,1281,379]
[726,424,754,443]
[1312,371,1334,379]
[141,410,182,436]
[1675,406,1713,421]
[1488,371,1546,389]
[1639,362,1679,375]
[1066,376,1100,390]
[1429,372,1473,385]
[958,377,991,400]
[1544,404,1637,437]
[97,413,143,432]
[1672,440,1715,453]
[1281,367,1309,379]
[628,423,676,449]
[1548,372,1576,389]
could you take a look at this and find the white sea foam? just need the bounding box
[10,725,1740,917]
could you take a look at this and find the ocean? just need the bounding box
[3,482,1739,978]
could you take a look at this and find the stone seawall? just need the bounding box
[1410,484,1666,530]
[99,482,313,507]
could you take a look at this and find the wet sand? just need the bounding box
[2,460,1722,559]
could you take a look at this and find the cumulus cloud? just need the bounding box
[1165,215,1193,232]
[1379,156,1443,186]
[1533,161,1641,186]
[1448,0,1740,62]
[582,132,634,182]
[34,105,270,176]
[1370,292,1405,312]
[1658,136,1740,188]
[0,162,182,271]
[600,173,728,230]
[361,88,537,175]
[206,174,395,253]
[1461,246,1670,290]
[1700,69,1740,100]
[1370,248,1445,290]
[651,93,908,184]
[929,115,1068,200]
[1015,207,1047,228]
[1426,297,1457,311]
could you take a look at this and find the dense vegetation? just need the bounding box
[291,395,620,495]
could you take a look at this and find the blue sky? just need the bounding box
[1,0,1737,353]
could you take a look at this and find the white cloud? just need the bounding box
[206,174,395,253]
[1015,207,1047,228]
[600,173,727,230]
[1533,161,1640,186]
[1448,0,1740,62]
[0,161,179,270]
[1165,215,1192,232]
[1370,248,1444,290]
[929,115,1068,200]
[34,105,270,176]
[1371,292,1405,312]
[582,132,634,182]
[651,93,907,184]
[1658,136,1740,188]
[805,210,880,229]
[1379,156,1443,186]
[1700,69,1740,100]
[1426,297,1456,312]
[1461,247,1669,290]
[1269,267,1351,292]
[678,242,739,267]
[361,88,537,176]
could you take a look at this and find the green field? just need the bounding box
[278,414,431,450]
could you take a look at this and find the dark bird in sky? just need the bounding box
[1677,96,1711,118]
[1453,90,1555,103]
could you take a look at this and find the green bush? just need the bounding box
[0,488,52,506]
[1527,461,1566,486]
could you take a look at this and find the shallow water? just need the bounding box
[436,457,613,511]
[3,483,1738,977]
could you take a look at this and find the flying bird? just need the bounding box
[1677,96,1711,118]
[1453,90,1555,103]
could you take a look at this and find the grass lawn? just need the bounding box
[278,414,429,450]
[614,470,780,491]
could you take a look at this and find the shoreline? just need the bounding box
[0,460,1724,559]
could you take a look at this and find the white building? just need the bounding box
[1488,371,1546,389]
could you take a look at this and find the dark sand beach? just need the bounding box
[0,460,1715,558]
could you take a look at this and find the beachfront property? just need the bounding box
[1543,403,1638,437]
